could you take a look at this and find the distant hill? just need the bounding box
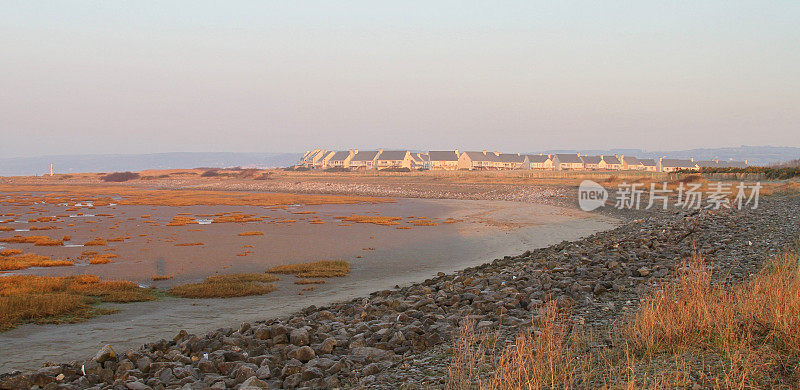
[0,152,303,176]
[542,146,800,166]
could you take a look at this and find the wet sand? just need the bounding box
[0,198,616,372]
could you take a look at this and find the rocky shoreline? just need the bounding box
[2,191,799,389]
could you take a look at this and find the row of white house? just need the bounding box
[299,149,748,172]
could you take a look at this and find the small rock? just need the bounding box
[294,346,315,362]
[240,375,269,389]
[289,328,310,346]
[93,345,116,364]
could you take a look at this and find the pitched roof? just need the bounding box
[302,149,326,162]
[623,156,643,165]
[462,151,497,162]
[526,155,551,163]
[351,150,380,162]
[719,160,748,168]
[554,154,583,164]
[603,155,622,165]
[428,151,459,162]
[376,150,408,161]
[696,160,718,168]
[497,153,525,163]
[582,155,602,164]
[640,158,657,167]
[661,158,697,168]
[410,153,429,162]
[328,151,351,161]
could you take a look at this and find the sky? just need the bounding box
[1,1,798,158]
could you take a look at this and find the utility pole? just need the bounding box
[50,163,54,176]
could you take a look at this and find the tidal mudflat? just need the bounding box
[0,187,615,372]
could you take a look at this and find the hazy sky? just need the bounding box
[1,1,798,158]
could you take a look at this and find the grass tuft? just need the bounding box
[0,252,74,271]
[169,273,279,298]
[0,274,154,331]
[237,231,265,236]
[266,260,350,278]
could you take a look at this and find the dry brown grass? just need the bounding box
[627,252,800,387]
[0,274,154,331]
[83,238,107,246]
[0,249,23,256]
[88,254,118,264]
[166,215,198,226]
[0,226,14,232]
[0,184,392,209]
[237,231,264,236]
[411,220,440,226]
[447,301,590,390]
[0,252,74,271]
[266,260,350,278]
[151,275,174,281]
[213,213,264,223]
[174,242,204,247]
[1,235,59,245]
[448,245,800,389]
[761,181,800,196]
[169,273,279,298]
[336,214,402,226]
[29,225,59,231]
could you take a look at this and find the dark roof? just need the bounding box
[719,160,748,168]
[377,150,408,161]
[497,153,525,163]
[696,160,718,168]
[351,150,380,162]
[462,151,497,162]
[328,151,351,161]
[623,156,643,165]
[640,158,657,167]
[429,151,459,162]
[696,160,748,168]
[526,155,551,163]
[583,155,602,164]
[603,155,621,165]
[411,153,429,162]
[554,154,583,164]
[661,158,697,168]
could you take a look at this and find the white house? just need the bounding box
[375,150,412,169]
[552,154,585,171]
[526,154,554,170]
[659,158,699,173]
[324,150,353,169]
[349,150,382,170]
[458,151,497,170]
[428,150,460,170]
[410,153,430,170]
